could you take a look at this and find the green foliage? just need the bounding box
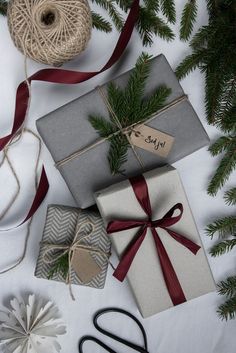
[176,0,236,126]
[180,0,198,41]
[207,137,236,195]
[160,0,176,24]
[90,0,175,46]
[89,52,171,174]
[210,239,236,256]
[0,0,7,16]
[48,253,69,280]
[217,295,236,320]
[206,216,236,239]
[224,188,236,206]
[92,12,113,32]
[218,276,236,297]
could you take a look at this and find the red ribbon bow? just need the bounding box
[107,175,201,306]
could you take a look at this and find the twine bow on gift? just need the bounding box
[106,175,201,306]
[42,221,110,300]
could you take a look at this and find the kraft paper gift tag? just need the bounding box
[130,125,175,157]
[71,248,102,283]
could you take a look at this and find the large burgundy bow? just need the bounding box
[107,175,201,306]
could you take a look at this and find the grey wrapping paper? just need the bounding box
[35,205,111,289]
[36,54,210,208]
[95,165,216,318]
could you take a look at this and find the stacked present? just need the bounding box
[35,53,215,316]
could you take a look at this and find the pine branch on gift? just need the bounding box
[180,0,198,41]
[89,53,171,174]
[48,253,69,280]
[0,0,7,16]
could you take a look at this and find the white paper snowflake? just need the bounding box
[0,294,66,353]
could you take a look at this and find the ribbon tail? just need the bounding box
[164,228,201,255]
[151,228,186,306]
[113,227,147,282]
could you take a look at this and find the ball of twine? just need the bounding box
[7,0,92,66]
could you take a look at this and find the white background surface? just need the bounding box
[0,0,236,352]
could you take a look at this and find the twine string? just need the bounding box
[41,220,111,300]
[56,93,188,168]
[0,59,42,274]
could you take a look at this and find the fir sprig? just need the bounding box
[89,53,171,174]
[89,0,175,46]
[0,0,7,16]
[206,216,236,239]
[224,188,236,206]
[217,296,236,320]
[210,238,236,256]
[180,0,198,41]
[92,12,113,32]
[48,253,69,280]
[218,276,236,297]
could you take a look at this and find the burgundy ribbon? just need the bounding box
[107,175,201,306]
[0,0,139,227]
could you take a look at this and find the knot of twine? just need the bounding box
[7,0,92,66]
[41,221,110,300]
[56,87,188,168]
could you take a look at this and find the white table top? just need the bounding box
[0,1,235,352]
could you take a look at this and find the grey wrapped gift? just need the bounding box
[35,205,111,289]
[95,165,216,318]
[37,54,209,208]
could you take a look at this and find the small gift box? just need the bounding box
[95,165,216,318]
[36,54,209,209]
[35,205,111,298]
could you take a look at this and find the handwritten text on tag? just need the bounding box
[130,125,174,157]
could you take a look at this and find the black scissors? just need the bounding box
[78,307,149,353]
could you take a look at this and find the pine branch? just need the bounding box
[217,295,236,320]
[218,276,236,297]
[48,253,69,280]
[88,53,171,174]
[0,0,7,16]
[224,187,236,206]
[208,136,233,156]
[206,216,236,239]
[140,85,172,122]
[160,0,176,24]
[91,0,124,31]
[92,12,112,32]
[180,0,198,41]
[108,135,129,175]
[207,140,236,195]
[89,115,116,136]
[175,50,205,80]
[210,239,236,256]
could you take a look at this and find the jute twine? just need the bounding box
[41,220,111,300]
[0,58,41,274]
[7,0,92,66]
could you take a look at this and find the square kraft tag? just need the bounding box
[71,248,102,283]
[130,125,175,157]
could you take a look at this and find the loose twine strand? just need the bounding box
[0,58,42,274]
[7,0,92,66]
[56,90,188,168]
[41,219,111,300]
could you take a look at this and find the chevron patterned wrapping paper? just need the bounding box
[35,205,111,288]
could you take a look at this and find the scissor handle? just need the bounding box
[93,307,149,353]
[79,335,117,353]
